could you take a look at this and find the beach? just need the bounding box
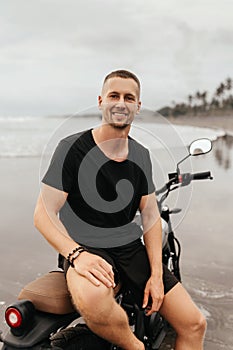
[160,113,233,349]
[0,114,232,349]
[167,113,233,134]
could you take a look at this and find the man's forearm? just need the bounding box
[143,218,163,279]
[34,197,80,259]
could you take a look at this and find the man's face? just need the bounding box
[98,77,141,129]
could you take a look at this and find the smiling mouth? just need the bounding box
[109,112,131,128]
[112,112,128,118]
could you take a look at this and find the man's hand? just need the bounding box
[142,276,164,316]
[73,251,115,288]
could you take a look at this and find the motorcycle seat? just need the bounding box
[17,271,122,315]
[17,271,76,315]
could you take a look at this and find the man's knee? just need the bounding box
[160,283,207,339]
[66,268,114,316]
[80,282,113,309]
[190,312,207,335]
[180,310,207,339]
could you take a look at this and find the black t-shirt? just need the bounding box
[42,129,155,248]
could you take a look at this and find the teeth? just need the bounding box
[113,112,127,116]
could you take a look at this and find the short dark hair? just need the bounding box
[103,69,141,93]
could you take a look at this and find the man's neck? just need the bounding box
[92,124,130,162]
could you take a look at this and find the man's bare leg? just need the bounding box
[159,283,207,350]
[67,267,144,350]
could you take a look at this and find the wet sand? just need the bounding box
[167,113,233,134]
[0,158,58,304]
[0,115,233,349]
[160,114,233,349]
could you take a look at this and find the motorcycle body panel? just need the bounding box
[1,311,78,349]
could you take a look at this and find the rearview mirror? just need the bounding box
[189,138,212,156]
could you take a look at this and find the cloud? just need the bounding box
[0,0,233,116]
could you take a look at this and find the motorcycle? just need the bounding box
[0,138,213,350]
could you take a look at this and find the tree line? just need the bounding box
[158,77,233,117]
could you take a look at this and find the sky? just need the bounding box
[0,0,233,117]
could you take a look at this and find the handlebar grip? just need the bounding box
[192,171,212,180]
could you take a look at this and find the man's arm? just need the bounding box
[34,183,115,287]
[139,192,164,315]
[34,184,78,258]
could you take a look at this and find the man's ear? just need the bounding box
[98,95,102,110]
[136,101,141,114]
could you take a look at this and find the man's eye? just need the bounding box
[126,96,135,101]
[110,94,118,99]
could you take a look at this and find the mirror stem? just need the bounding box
[176,154,190,174]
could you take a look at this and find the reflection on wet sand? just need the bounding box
[161,134,233,349]
[214,134,233,170]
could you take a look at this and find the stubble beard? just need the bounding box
[102,106,135,130]
[109,122,130,130]
[108,111,134,130]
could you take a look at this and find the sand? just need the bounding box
[167,113,233,134]
[0,115,232,349]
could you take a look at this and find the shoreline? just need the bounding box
[135,109,233,136]
[166,114,233,135]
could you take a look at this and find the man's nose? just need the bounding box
[115,97,126,107]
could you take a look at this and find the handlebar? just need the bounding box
[156,171,213,196]
[179,171,213,186]
[192,171,212,180]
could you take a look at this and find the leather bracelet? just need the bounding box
[70,248,87,268]
[66,246,88,268]
[66,246,84,261]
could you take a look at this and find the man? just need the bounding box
[34,70,206,350]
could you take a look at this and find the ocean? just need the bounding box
[0,114,224,158]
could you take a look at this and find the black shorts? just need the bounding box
[60,238,178,307]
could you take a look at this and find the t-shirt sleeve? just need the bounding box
[42,140,75,193]
[140,149,155,196]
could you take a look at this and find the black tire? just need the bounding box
[50,324,110,350]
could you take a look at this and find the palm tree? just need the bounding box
[195,91,201,101]
[224,77,233,109]
[215,83,225,108]
[188,94,193,106]
[210,97,219,110]
[201,91,208,111]
[225,77,232,91]
[187,95,193,113]
[195,91,202,113]
[168,77,233,115]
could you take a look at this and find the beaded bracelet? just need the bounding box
[66,247,81,262]
[70,247,87,268]
[66,246,88,268]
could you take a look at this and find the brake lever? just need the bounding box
[179,173,192,187]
